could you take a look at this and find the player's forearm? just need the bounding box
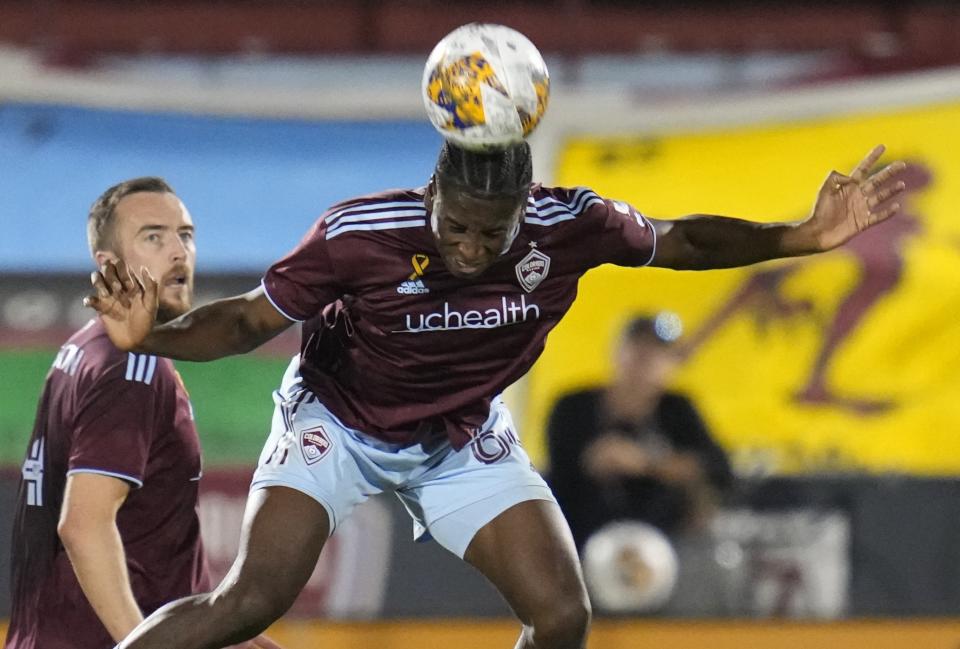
[658,214,819,270]
[60,522,144,642]
[138,295,275,361]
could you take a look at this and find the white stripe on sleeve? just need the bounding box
[143,355,158,384]
[134,354,147,382]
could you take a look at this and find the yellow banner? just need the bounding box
[524,101,960,475]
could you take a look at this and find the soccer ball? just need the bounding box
[582,521,679,613]
[422,23,550,151]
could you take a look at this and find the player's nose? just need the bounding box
[457,238,486,263]
[170,236,189,263]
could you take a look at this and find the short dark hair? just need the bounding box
[87,176,175,255]
[434,140,533,199]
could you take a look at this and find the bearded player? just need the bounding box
[5,177,279,649]
[87,143,905,649]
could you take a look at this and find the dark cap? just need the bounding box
[623,311,683,345]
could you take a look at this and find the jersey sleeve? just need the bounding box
[261,217,343,322]
[583,193,657,268]
[68,354,162,487]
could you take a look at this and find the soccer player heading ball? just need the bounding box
[91,26,907,649]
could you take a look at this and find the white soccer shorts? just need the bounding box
[250,356,555,557]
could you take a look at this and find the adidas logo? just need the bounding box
[397,279,430,295]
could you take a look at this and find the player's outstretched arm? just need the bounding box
[85,259,293,361]
[647,145,907,270]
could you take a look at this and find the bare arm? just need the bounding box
[649,145,907,270]
[85,261,293,360]
[59,473,143,642]
[137,289,292,361]
[648,216,806,270]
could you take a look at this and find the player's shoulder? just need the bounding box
[524,184,607,229]
[62,320,168,388]
[321,187,428,242]
[59,319,123,374]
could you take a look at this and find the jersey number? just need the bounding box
[22,438,45,506]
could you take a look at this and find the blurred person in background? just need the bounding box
[87,142,905,649]
[548,313,733,615]
[4,178,278,649]
[547,312,733,551]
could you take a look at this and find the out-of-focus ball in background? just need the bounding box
[582,521,680,613]
[421,22,550,151]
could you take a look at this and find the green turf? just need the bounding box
[0,350,290,465]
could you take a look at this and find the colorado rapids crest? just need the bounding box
[515,242,550,293]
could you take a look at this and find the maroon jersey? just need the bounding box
[263,184,655,449]
[5,320,210,649]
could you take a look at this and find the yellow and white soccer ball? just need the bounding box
[422,23,550,151]
[582,521,680,613]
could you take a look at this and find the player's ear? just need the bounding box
[425,175,437,208]
[93,249,119,268]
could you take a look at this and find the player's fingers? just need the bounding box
[870,202,901,225]
[867,180,906,209]
[128,265,147,297]
[102,261,125,295]
[850,144,885,181]
[140,266,159,306]
[114,258,135,293]
[82,294,102,311]
[132,273,146,297]
[862,160,908,194]
[104,264,137,308]
[91,270,112,298]
[141,265,158,287]
[826,171,853,192]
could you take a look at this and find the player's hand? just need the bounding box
[83,259,158,351]
[803,145,907,252]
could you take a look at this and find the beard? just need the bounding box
[154,275,194,323]
[156,296,192,324]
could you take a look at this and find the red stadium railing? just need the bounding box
[1,1,959,73]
